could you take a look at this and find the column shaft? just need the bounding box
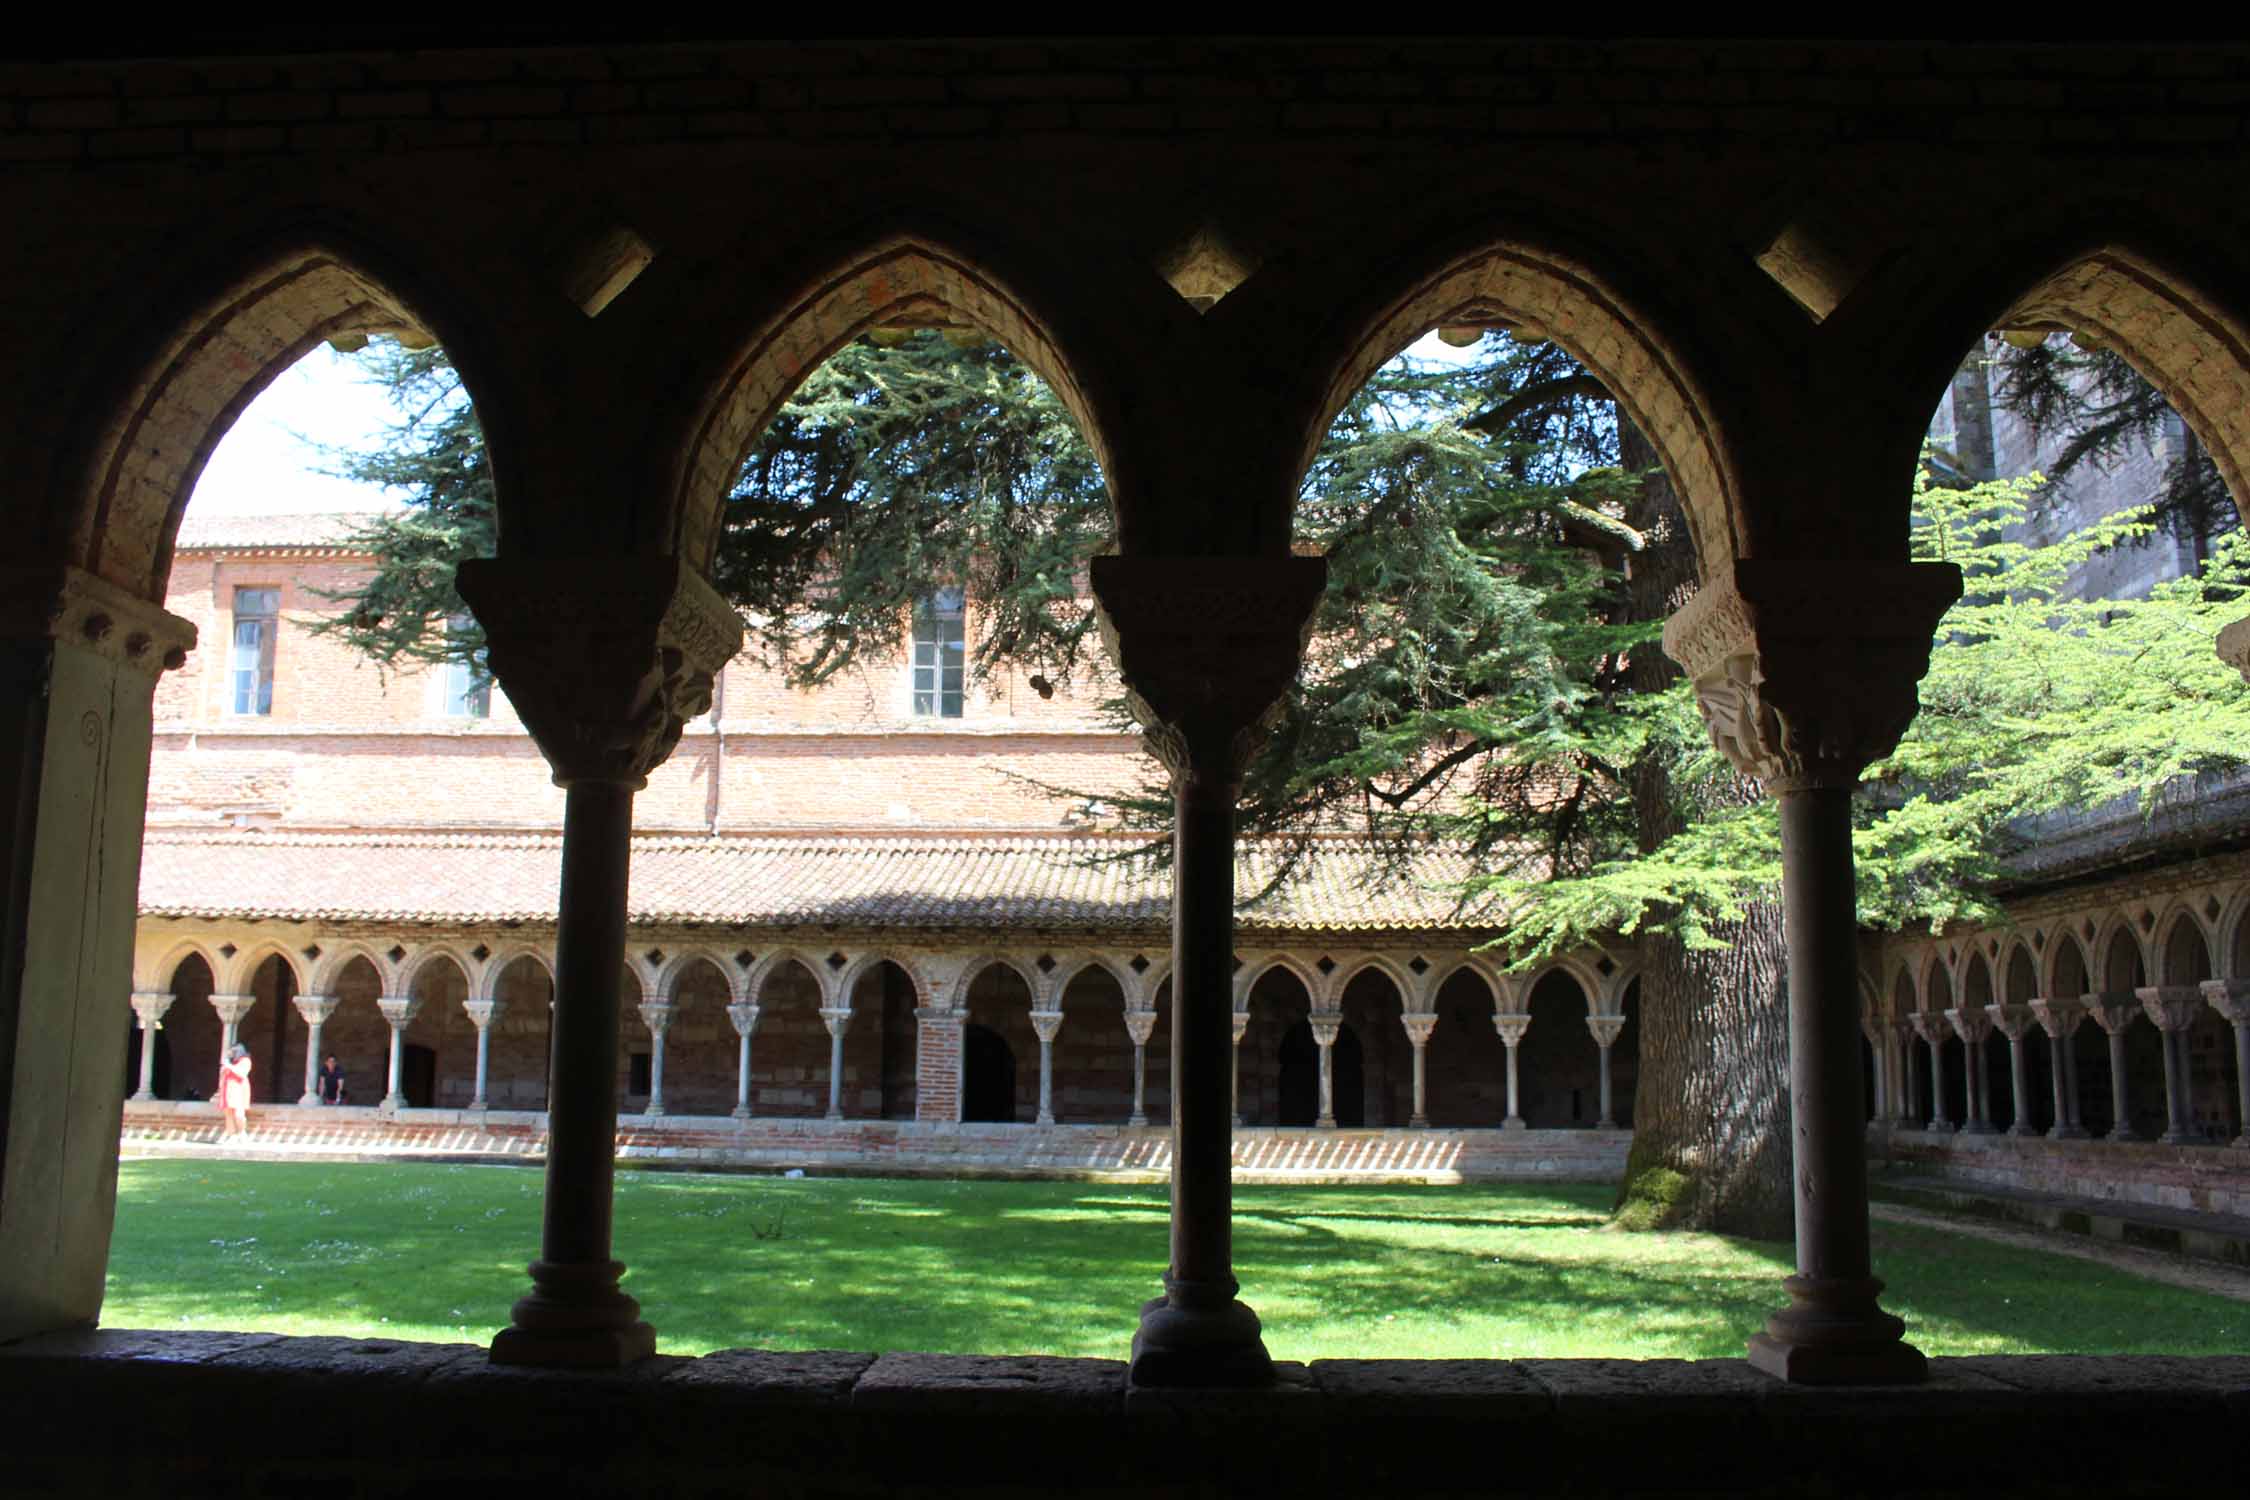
[1131,1041,1149,1127]
[383,1024,406,1110]
[647,1028,668,1117]
[1314,1036,1335,1128]
[2160,1027,2194,1143]
[825,1017,847,1121]
[1037,1037,1057,1126]
[300,1018,325,1106]
[1410,1042,1428,1128]
[472,1023,493,1110]
[1596,1043,1615,1128]
[1927,1033,1952,1131]
[735,1030,753,1119]
[1504,1042,1523,1127]
[2107,1029,2134,1140]
[2007,1037,2032,1136]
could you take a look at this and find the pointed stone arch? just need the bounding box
[2157,906,2216,987]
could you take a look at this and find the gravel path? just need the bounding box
[1871,1200,2250,1303]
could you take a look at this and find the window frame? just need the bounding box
[910,587,967,719]
[228,586,281,717]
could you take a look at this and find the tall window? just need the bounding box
[229,588,279,716]
[440,614,490,719]
[912,588,965,718]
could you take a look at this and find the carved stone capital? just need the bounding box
[0,565,195,678]
[1029,1008,1066,1044]
[376,995,423,1031]
[638,1001,676,1037]
[1944,1007,1994,1046]
[2084,994,2143,1036]
[1661,559,1962,791]
[1908,1011,1952,1047]
[818,1004,854,1039]
[207,992,258,1027]
[1123,1009,1160,1047]
[1586,1015,1627,1048]
[1088,554,1327,783]
[726,1002,762,1039]
[2198,979,2250,1027]
[1230,1012,1250,1045]
[455,555,743,787]
[1984,1003,2034,1043]
[291,993,342,1028]
[2134,985,2202,1034]
[1493,1013,1532,1046]
[1400,1013,1439,1047]
[131,991,174,1028]
[462,998,506,1031]
[2217,614,2250,684]
[1308,1017,1342,1047]
[2028,997,2086,1039]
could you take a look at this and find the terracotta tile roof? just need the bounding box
[173,512,387,553]
[136,829,1509,936]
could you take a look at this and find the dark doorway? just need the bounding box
[401,1043,437,1109]
[963,1023,1016,1123]
[1332,1023,1365,1127]
[124,1019,172,1100]
[1278,1020,1317,1125]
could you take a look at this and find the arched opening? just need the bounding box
[1519,970,1597,1129]
[2162,914,2214,987]
[1336,968,1407,1127]
[748,959,829,1119]
[2007,947,2053,1133]
[1239,965,1313,1128]
[163,952,221,1103]
[1054,963,1134,1124]
[1143,978,1175,1126]
[1962,953,2008,1131]
[405,956,467,1110]
[1425,967,1505,1128]
[962,962,1039,1125]
[1892,972,1923,1123]
[486,955,553,1111]
[664,958,737,1117]
[123,1012,172,1103]
[1276,1021,1319,1127]
[846,960,922,1122]
[961,1023,1017,1124]
[1929,964,1968,1130]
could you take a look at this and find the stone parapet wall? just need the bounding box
[6,1331,2246,1500]
[1872,1125,2250,1219]
[120,1102,1631,1183]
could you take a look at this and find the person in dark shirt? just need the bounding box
[317,1055,346,1105]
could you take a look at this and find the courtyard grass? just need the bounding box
[104,1158,2243,1361]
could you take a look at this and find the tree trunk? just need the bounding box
[1610,421,1794,1239]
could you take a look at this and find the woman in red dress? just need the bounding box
[218,1044,252,1136]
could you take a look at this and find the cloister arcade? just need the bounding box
[8,51,2250,1485]
[126,922,1639,1140]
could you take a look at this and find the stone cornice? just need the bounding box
[1661,559,1962,792]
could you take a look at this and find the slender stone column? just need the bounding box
[1909,1013,1954,1132]
[462,998,505,1110]
[819,1005,853,1121]
[462,554,740,1369]
[375,995,422,1112]
[1894,1020,1921,1127]
[2198,980,2250,1148]
[1229,1012,1248,1127]
[292,994,341,1105]
[208,992,257,1058]
[2028,998,2087,1138]
[130,992,173,1102]
[1946,1008,1996,1135]
[1984,1004,2035,1137]
[1493,1014,1530,1129]
[2136,986,2204,1144]
[1664,555,1955,1386]
[1030,1008,1065,1125]
[727,1002,761,1120]
[1124,1009,1158,1126]
[1588,1015,1626,1129]
[1401,1013,1437,1129]
[638,1002,675,1117]
[1091,553,1324,1388]
[1308,1016,1340,1127]
[1857,1018,1885,1124]
[2086,995,2143,1141]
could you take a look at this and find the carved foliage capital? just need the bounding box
[1123,1009,1159,1047]
[462,998,506,1030]
[1984,1003,2034,1042]
[291,993,342,1027]
[376,995,423,1030]
[2027,997,2086,1038]
[1492,1013,1533,1046]
[1586,1015,1627,1048]
[0,565,196,679]
[639,1001,676,1036]
[1089,554,1326,782]
[1908,1010,1952,1046]
[2134,985,2202,1033]
[1944,1006,1994,1045]
[131,991,175,1026]
[1029,1008,1066,1044]
[207,992,258,1026]
[726,1002,763,1038]
[456,555,743,786]
[1399,1013,1439,1046]
[1662,559,1962,792]
[2199,979,2250,1025]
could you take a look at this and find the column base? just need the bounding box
[1037,1111,1056,1126]
[732,1105,752,1121]
[1408,1115,1428,1130]
[1501,1117,1526,1132]
[489,1259,658,1369]
[380,1095,405,1114]
[297,1091,319,1107]
[2047,1124,2088,1140]
[1926,1120,1956,1134]
[643,1104,666,1118]
[1315,1114,1336,1129]
[1129,1113,1148,1127]
[1962,1122,1998,1136]
[2108,1127,2142,1143]
[1745,1276,1926,1386]
[1596,1120,1618,1131]
[2005,1123,2037,1138]
[1128,1284,1273,1389]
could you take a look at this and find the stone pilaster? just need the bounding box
[1665,558,1956,1388]
[1030,1008,1066,1125]
[0,567,193,1340]
[2028,998,2088,1139]
[376,995,423,1112]
[2196,981,2250,1149]
[637,1002,675,1117]
[1124,1009,1159,1126]
[1400,1013,1438,1129]
[1090,553,1325,1390]
[1588,1014,1627,1130]
[1492,1014,1531,1130]
[462,554,742,1371]
[463,998,506,1111]
[130,992,174,1102]
[1985,1004,2037,1138]
[2135,986,2205,1144]
[727,1002,761,1121]
[291,993,341,1106]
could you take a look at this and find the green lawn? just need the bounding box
[103,1159,2243,1361]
